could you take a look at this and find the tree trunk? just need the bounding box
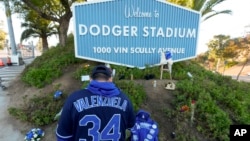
[216,58,221,72]
[42,36,49,52]
[236,58,249,80]
[58,17,70,47]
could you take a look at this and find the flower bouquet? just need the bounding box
[24,128,45,141]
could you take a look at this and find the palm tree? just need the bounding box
[168,0,232,21]
[20,0,85,47]
[20,11,58,52]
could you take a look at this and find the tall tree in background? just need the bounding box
[168,0,232,21]
[207,35,250,77]
[20,0,84,47]
[20,11,58,52]
[207,34,230,72]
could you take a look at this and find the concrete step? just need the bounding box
[0,77,15,81]
[0,66,25,69]
[0,75,20,78]
[0,70,22,73]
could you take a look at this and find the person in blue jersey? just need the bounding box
[56,65,135,141]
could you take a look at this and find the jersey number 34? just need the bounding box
[79,114,121,141]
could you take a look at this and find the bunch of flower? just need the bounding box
[180,105,190,112]
[24,128,45,141]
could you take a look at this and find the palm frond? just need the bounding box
[192,0,206,11]
[21,22,30,28]
[202,10,232,21]
[20,29,39,42]
[47,31,58,36]
[200,0,232,21]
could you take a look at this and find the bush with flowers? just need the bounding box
[24,128,45,141]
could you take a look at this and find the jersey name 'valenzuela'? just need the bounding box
[73,95,128,112]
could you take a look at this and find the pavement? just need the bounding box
[0,92,24,141]
[0,47,44,140]
[0,49,35,141]
[223,60,250,82]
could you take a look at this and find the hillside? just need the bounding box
[7,64,207,141]
[7,64,174,140]
[5,35,250,141]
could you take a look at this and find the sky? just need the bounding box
[198,0,250,53]
[0,0,250,54]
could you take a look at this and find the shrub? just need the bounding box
[115,80,146,111]
[21,35,82,88]
[8,92,66,126]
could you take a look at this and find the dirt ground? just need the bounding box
[135,80,177,141]
[6,65,197,141]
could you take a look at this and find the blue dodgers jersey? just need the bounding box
[130,110,159,141]
[56,89,135,141]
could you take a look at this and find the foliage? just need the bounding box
[73,62,98,80]
[168,0,232,21]
[21,34,82,88]
[197,34,250,73]
[0,29,6,41]
[20,10,58,52]
[206,35,231,71]
[207,35,231,56]
[74,62,172,82]
[0,29,6,49]
[115,80,146,111]
[172,60,250,140]
[74,63,98,88]
[9,91,66,126]
[111,64,171,80]
[8,107,28,121]
[18,0,85,46]
[225,60,238,68]
[168,0,193,7]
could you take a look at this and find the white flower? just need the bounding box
[35,134,39,138]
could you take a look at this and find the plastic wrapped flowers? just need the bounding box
[24,128,45,141]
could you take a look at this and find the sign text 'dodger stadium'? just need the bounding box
[73,0,201,68]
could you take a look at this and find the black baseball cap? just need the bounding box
[91,65,112,78]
